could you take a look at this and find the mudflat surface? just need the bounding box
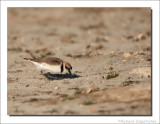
[7,8,151,115]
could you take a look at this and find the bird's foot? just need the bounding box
[40,70,45,75]
[40,70,50,83]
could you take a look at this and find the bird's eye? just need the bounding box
[65,66,69,70]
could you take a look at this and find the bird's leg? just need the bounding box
[40,70,50,83]
[40,70,45,75]
[67,69,72,75]
[46,72,51,78]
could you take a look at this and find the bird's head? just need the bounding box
[64,61,72,75]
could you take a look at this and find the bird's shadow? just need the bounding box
[43,73,80,80]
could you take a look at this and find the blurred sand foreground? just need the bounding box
[7,8,151,115]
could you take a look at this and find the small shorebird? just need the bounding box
[24,57,72,75]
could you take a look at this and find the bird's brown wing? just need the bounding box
[34,57,63,65]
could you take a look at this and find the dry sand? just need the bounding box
[7,8,151,115]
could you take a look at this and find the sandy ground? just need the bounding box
[7,8,151,115]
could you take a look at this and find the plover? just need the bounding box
[24,57,72,75]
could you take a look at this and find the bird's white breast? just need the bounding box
[32,62,61,73]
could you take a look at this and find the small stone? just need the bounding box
[132,51,138,56]
[133,33,147,41]
[55,86,59,90]
[25,84,29,87]
[8,95,12,98]
[106,66,113,70]
[123,60,127,63]
[138,50,144,55]
[104,36,109,41]
[86,84,99,94]
[86,88,92,94]
[137,33,147,40]
[123,52,132,58]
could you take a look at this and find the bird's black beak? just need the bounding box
[68,69,72,75]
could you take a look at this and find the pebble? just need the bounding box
[55,86,59,90]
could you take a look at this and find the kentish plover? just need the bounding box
[24,57,72,75]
